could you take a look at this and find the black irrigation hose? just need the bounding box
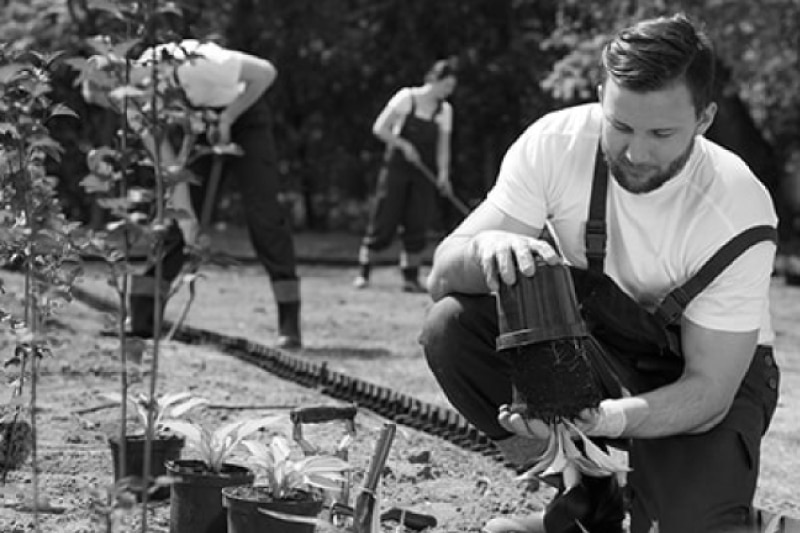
[70,286,507,467]
[171,325,503,458]
[71,285,800,526]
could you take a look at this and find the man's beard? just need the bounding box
[604,139,695,194]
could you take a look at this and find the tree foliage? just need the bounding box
[1,0,798,234]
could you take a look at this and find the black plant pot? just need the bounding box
[496,260,588,350]
[495,260,601,422]
[108,432,184,501]
[223,486,323,533]
[0,419,33,470]
[167,459,254,533]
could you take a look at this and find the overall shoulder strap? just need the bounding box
[432,99,443,120]
[654,225,778,324]
[585,143,609,272]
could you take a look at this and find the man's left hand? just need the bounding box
[573,400,627,438]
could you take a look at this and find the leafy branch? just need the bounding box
[0,46,80,532]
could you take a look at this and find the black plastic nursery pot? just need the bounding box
[0,419,33,471]
[496,260,588,350]
[222,486,323,533]
[495,260,602,422]
[108,433,184,501]
[167,459,254,533]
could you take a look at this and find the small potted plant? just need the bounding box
[222,434,351,533]
[161,415,283,533]
[103,391,209,500]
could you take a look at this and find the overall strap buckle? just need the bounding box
[585,219,607,265]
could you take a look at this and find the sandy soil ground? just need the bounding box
[1,235,798,531]
[0,267,545,533]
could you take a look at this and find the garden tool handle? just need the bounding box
[353,423,397,533]
[290,403,358,424]
[199,155,224,232]
[329,504,437,532]
[409,159,471,216]
[381,507,438,531]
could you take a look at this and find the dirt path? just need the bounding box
[1,258,799,531]
[0,269,543,532]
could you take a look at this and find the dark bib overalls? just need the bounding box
[362,97,440,263]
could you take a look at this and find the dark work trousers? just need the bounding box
[130,97,299,336]
[361,111,439,268]
[420,294,780,532]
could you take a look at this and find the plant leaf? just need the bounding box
[158,391,195,406]
[161,420,202,447]
[516,424,559,480]
[165,397,209,419]
[303,472,348,492]
[48,103,78,120]
[295,455,351,475]
[564,420,630,474]
[98,391,123,404]
[241,440,272,467]
[217,415,284,452]
[541,424,568,477]
[270,435,292,465]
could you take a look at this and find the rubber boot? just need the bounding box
[483,474,624,533]
[401,266,426,293]
[543,476,625,533]
[277,301,302,350]
[786,255,800,286]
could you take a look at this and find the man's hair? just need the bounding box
[425,56,459,83]
[601,13,716,114]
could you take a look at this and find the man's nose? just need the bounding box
[625,136,651,165]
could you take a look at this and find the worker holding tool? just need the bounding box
[82,34,304,349]
[354,58,460,293]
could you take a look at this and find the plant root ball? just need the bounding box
[503,338,603,423]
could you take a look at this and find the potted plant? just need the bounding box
[222,435,351,533]
[161,415,283,533]
[103,391,209,500]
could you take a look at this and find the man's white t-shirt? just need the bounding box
[487,103,777,344]
[385,87,453,134]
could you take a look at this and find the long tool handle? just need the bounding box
[353,423,397,533]
[290,403,358,424]
[410,159,471,216]
[199,155,224,231]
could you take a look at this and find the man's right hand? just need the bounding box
[498,404,551,440]
[469,230,560,292]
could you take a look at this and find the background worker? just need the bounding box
[354,58,458,293]
[83,37,303,349]
[421,14,779,532]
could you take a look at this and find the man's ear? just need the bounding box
[697,102,717,136]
